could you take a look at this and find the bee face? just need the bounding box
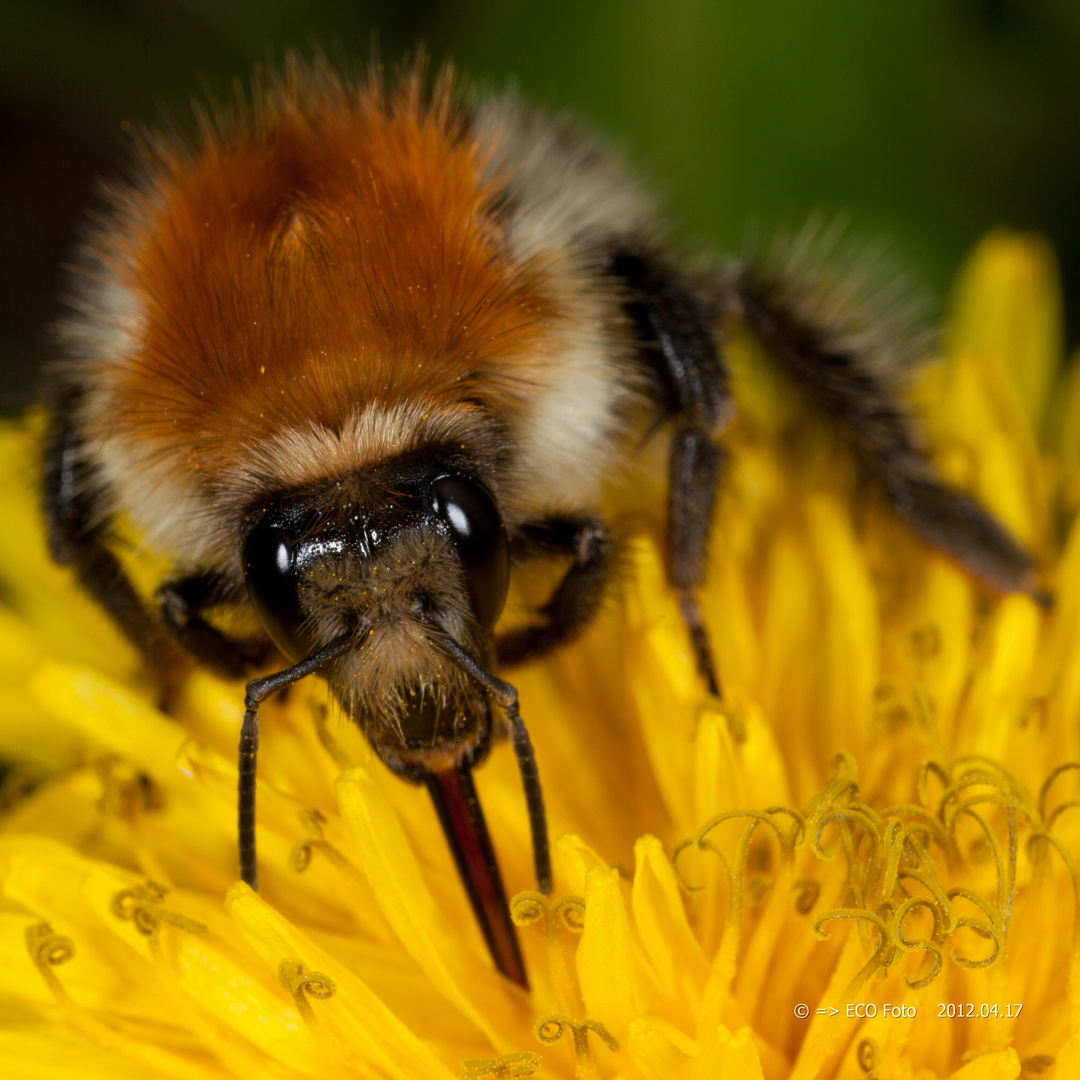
[241,461,509,779]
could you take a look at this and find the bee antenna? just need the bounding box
[435,633,552,896]
[238,630,356,891]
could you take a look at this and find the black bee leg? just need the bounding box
[607,251,735,696]
[158,573,269,681]
[667,429,728,697]
[43,393,181,670]
[238,633,354,890]
[496,515,618,667]
[726,262,1041,599]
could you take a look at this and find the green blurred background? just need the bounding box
[2,0,1079,412]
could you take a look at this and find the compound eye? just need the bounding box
[431,475,510,631]
[242,519,309,663]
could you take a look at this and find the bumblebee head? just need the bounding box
[240,459,510,779]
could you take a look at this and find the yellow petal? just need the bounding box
[693,1023,764,1080]
[947,230,1063,432]
[631,835,709,1018]
[334,766,523,1048]
[554,833,610,898]
[806,494,878,754]
[226,883,458,1079]
[949,1047,1021,1080]
[576,866,639,1043]
[1050,1024,1080,1080]
[626,1014,698,1080]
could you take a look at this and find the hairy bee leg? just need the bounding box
[607,251,734,695]
[728,268,1040,598]
[669,429,727,696]
[158,573,269,680]
[495,515,618,668]
[238,633,354,890]
[43,393,182,670]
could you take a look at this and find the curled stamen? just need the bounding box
[949,919,1000,969]
[278,959,336,1024]
[945,890,1002,969]
[1038,763,1080,828]
[112,880,167,917]
[511,892,585,1014]
[511,892,548,927]
[25,922,76,1001]
[953,756,1032,802]
[857,1038,882,1078]
[948,803,1018,929]
[94,758,165,820]
[555,896,586,934]
[918,761,951,810]
[1044,799,1080,833]
[813,909,894,1001]
[1025,831,1080,976]
[671,839,707,893]
[25,922,76,967]
[896,866,955,938]
[459,1052,543,1079]
[804,776,861,824]
[814,907,889,947]
[310,700,352,768]
[813,806,881,858]
[289,808,349,873]
[893,896,945,989]
[879,819,905,901]
[111,882,206,938]
[830,751,859,781]
[534,1014,618,1080]
[939,765,1038,834]
[763,805,806,854]
[695,813,779,958]
[812,807,883,956]
[696,809,789,859]
[878,805,953,865]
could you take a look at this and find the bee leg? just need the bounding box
[608,251,735,696]
[725,263,1041,599]
[238,633,354,890]
[158,573,269,681]
[43,394,182,671]
[496,515,618,667]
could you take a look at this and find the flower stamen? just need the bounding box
[24,922,76,1003]
[856,1037,882,1078]
[511,891,584,1014]
[458,1051,542,1079]
[289,807,351,873]
[111,881,207,941]
[277,959,337,1025]
[533,1014,618,1080]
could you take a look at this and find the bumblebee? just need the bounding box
[42,58,1037,988]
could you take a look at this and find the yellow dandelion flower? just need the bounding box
[2,231,1079,1079]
